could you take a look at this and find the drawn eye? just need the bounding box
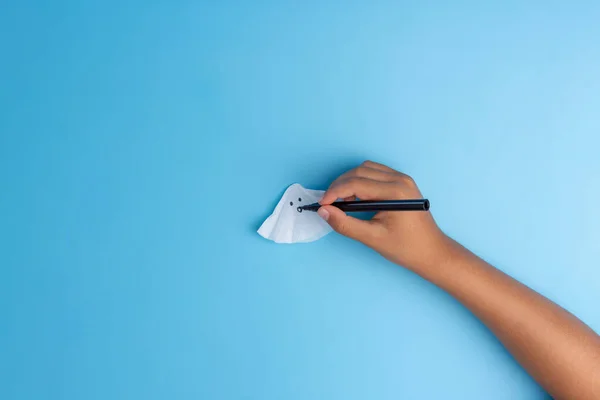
[289,201,293,206]
[298,197,302,202]
[297,207,302,213]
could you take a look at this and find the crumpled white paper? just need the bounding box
[258,183,332,244]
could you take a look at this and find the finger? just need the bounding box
[358,161,417,190]
[361,160,399,174]
[323,166,401,204]
[320,177,404,205]
[330,166,399,189]
[318,205,384,246]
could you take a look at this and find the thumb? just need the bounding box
[318,205,380,245]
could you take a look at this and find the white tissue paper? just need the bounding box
[258,183,333,244]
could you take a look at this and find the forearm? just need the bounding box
[417,237,600,400]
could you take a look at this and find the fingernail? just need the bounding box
[317,207,329,221]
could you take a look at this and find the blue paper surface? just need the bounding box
[1,1,599,399]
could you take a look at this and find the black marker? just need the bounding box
[298,199,430,213]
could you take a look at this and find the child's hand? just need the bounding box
[318,161,449,271]
[320,161,600,400]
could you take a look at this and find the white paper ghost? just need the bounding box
[258,183,333,244]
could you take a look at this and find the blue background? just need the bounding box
[2,1,599,399]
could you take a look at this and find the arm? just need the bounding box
[318,161,600,400]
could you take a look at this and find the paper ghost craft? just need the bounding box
[258,183,332,244]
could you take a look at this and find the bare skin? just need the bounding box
[317,161,600,400]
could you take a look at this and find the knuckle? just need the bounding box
[392,184,405,197]
[400,174,416,186]
[328,177,348,190]
[343,176,362,186]
[353,166,367,178]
